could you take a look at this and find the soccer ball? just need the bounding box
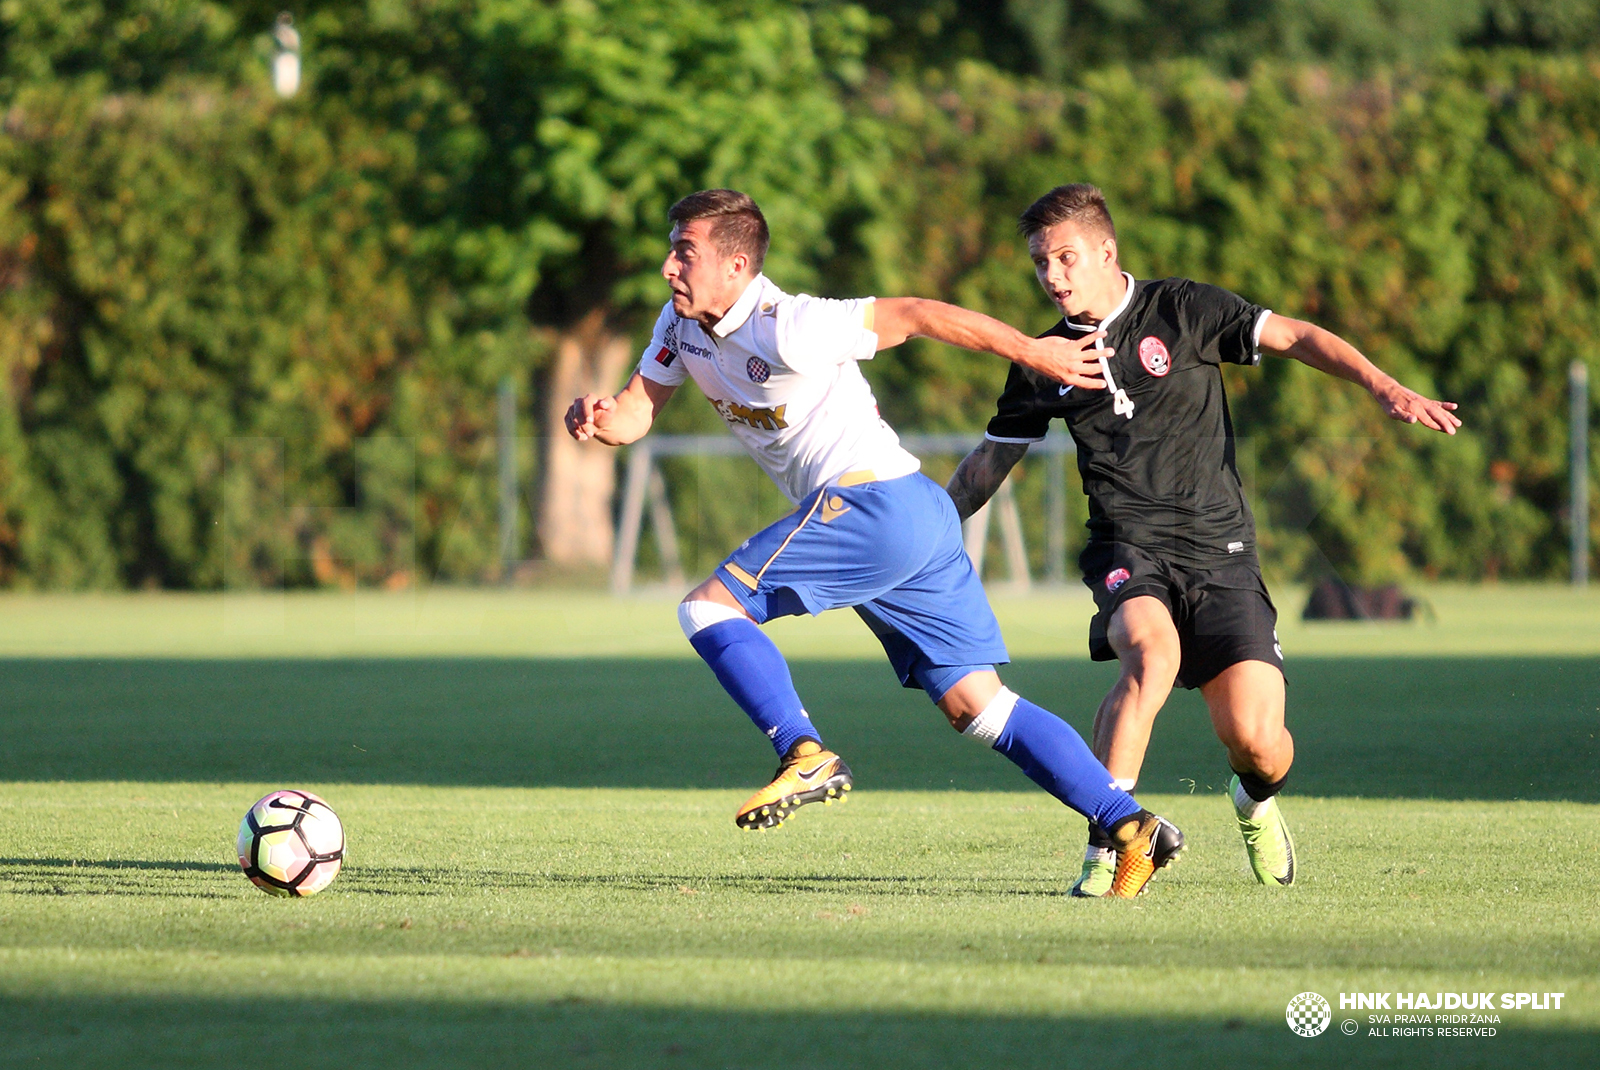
[237,790,345,897]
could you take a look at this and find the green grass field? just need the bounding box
[1,587,1597,1068]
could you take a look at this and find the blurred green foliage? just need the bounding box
[860,0,1600,79]
[857,56,1600,583]
[0,0,876,587]
[0,0,1596,587]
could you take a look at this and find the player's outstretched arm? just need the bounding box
[873,298,1107,391]
[946,439,1031,522]
[1258,314,1461,435]
[564,373,677,446]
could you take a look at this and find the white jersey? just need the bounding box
[635,275,921,504]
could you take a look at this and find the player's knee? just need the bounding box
[935,686,985,730]
[928,667,1002,731]
[951,684,1018,741]
[1226,725,1291,773]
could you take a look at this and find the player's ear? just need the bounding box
[1101,236,1118,268]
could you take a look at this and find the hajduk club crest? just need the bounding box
[746,356,771,383]
[1138,336,1171,377]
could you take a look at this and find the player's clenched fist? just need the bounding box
[564,393,615,442]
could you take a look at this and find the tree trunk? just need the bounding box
[538,309,633,567]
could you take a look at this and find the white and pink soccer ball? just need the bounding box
[237,790,345,897]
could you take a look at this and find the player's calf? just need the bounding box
[943,677,1184,896]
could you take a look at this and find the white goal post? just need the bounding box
[610,433,1076,594]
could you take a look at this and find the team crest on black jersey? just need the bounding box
[746,356,771,383]
[1138,336,1170,377]
[1105,568,1131,592]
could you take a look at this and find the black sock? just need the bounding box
[1086,821,1115,850]
[1234,768,1288,802]
[782,738,824,761]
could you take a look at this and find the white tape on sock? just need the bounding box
[961,686,1019,746]
[1113,777,1136,792]
[678,599,748,640]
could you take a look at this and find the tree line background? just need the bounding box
[0,0,1596,589]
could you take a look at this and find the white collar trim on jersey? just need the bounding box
[712,275,768,338]
[1063,272,1136,333]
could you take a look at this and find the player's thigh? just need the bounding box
[715,475,941,621]
[1106,595,1182,674]
[1200,659,1286,751]
[683,573,750,613]
[1179,578,1283,691]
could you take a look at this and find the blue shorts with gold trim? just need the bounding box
[715,471,1008,693]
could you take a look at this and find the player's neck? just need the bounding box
[1067,270,1128,326]
[691,275,757,334]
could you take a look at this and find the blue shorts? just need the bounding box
[715,471,1008,699]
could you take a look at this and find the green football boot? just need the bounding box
[1230,775,1296,886]
[1070,822,1118,897]
[1069,848,1116,898]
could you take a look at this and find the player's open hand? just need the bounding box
[1026,331,1109,390]
[564,393,615,442]
[1375,382,1462,435]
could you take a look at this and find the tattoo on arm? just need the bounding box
[945,440,1030,522]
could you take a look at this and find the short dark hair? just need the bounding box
[1018,183,1116,243]
[668,189,770,272]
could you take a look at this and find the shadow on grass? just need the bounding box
[1,994,1592,1070]
[0,858,241,899]
[332,865,1082,900]
[0,657,1594,801]
[0,858,235,873]
[0,857,1077,900]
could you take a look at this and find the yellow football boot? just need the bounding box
[734,740,852,830]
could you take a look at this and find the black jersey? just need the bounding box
[986,275,1270,571]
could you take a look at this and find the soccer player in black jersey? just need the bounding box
[947,184,1460,893]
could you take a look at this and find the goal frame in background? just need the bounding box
[610,433,1077,594]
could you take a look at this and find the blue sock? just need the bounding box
[994,698,1142,830]
[688,619,819,758]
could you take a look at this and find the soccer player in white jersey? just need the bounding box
[566,189,1183,897]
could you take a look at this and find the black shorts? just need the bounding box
[1082,543,1284,690]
